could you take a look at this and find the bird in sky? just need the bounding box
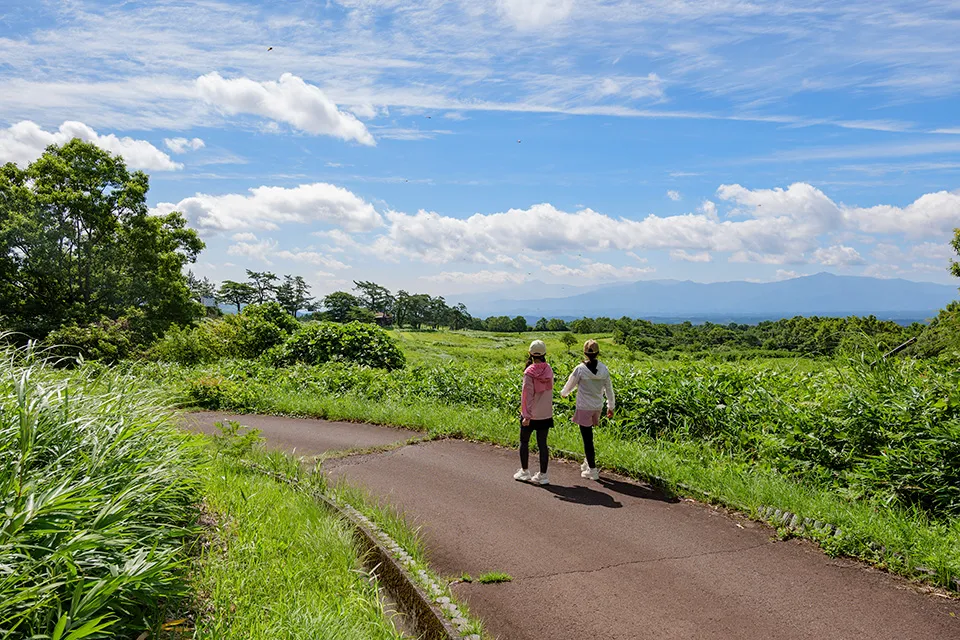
[267,46,273,51]
[517,139,521,143]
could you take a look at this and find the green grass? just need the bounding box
[129,328,960,591]
[476,572,512,584]
[203,389,960,586]
[191,454,406,640]
[0,346,200,638]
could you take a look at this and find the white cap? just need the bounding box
[528,340,547,356]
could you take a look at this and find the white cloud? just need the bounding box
[542,262,653,280]
[811,245,866,266]
[152,182,382,234]
[775,269,802,280]
[164,137,205,153]
[421,270,528,287]
[231,232,258,242]
[274,250,351,270]
[227,238,278,263]
[497,0,574,29]
[195,72,375,145]
[845,190,960,238]
[0,120,181,170]
[667,190,682,201]
[670,249,711,262]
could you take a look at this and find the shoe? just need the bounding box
[530,472,550,485]
[581,467,599,481]
[514,468,531,482]
[580,460,589,472]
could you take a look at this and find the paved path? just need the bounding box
[182,411,417,456]
[185,413,959,640]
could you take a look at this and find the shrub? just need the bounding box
[44,312,147,363]
[270,321,405,370]
[150,303,300,365]
[229,302,300,358]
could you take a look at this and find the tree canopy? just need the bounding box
[0,139,203,337]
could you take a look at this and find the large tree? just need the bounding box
[217,280,256,313]
[323,291,362,323]
[353,280,395,315]
[246,270,278,304]
[0,139,203,337]
[275,275,315,316]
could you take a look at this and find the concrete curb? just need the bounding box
[241,462,479,640]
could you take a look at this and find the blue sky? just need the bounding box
[2,0,960,302]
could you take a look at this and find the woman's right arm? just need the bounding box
[560,367,579,398]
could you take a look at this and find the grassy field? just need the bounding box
[0,347,444,638]
[142,328,960,592]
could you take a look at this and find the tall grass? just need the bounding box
[0,346,199,638]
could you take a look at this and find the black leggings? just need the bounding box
[520,426,549,473]
[580,426,596,469]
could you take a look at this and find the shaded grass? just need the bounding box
[192,454,406,640]
[476,573,512,584]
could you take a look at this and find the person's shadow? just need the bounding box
[540,484,623,508]
[597,476,680,504]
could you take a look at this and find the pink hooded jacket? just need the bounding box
[520,362,554,421]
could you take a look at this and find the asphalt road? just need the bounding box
[184,412,959,640]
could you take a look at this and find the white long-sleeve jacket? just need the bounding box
[560,362,615,412]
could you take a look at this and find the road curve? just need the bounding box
[184,412,959,640]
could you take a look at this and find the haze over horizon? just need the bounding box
[2,0,960,299]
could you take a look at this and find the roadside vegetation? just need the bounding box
[193,455,406,639]
[135,327,960,591]
[0,345,199,638]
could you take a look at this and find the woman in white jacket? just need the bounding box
[560,339,614,481]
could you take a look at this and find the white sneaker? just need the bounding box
[581,467,600,481]
[513,468,531,482]
[580,460,589,472]
[530,471,550,485]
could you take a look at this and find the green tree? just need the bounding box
[561,332,577,351]
[535,317,549,331]
[0,139,203,337]
[323,291,361,323]
[353,280,395,315]
[275,275,315,316]
[511,316,529,333]
[217,280,256,313]
[246,270,278,304]
[546,318,569,332]
[449,303,472,330]
[187,271,216,302]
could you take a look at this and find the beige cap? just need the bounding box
[583,339,600,355]
[529,339,547,356]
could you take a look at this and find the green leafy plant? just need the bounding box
[477,572,513,584]
[269,321,405,370]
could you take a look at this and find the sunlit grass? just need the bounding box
[192,455,405,640]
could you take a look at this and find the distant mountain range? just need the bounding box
[450,273,959,324]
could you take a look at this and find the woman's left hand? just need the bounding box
[606,409,614,419]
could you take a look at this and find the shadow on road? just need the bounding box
[541,484,623,508]
[597,476,680,504]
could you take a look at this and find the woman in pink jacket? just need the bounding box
[514,340,555,485]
